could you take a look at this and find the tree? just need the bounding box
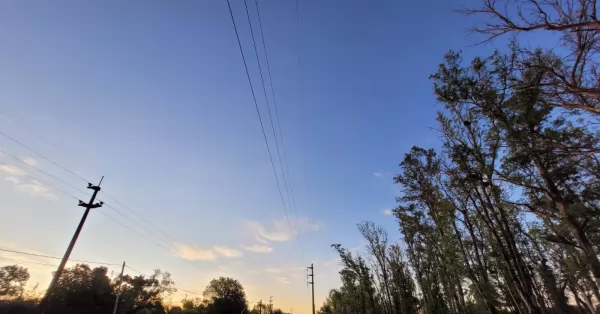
[0,265,29,299]
[48,263,114,311]
[118,269,176,313]
[203,277,247,314]
[463,0,600,115]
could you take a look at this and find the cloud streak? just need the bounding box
[213,245,242,258]
[0,160,56,199]
[245,218,320,244]
[242,244,273,253]
[174,243,217,261]
[373,171,392,178]
[173,243,244,261]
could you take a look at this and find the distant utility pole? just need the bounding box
[269,296,273,314]
[258,300,263,314]
[307,263,315,314]
[39,178,104,313]
[112,261,126,314]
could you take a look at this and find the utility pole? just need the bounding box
[269,296,273,314]
[258,300,263,314]
[112,261,126,314]
[39,178,104,313]
[307,263,315,314]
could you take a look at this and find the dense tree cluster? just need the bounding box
[0,264,271,314]
[321,0,600,313]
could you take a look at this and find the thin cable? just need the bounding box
[0,159,214,275]
[0,149,90,197]
[97,209,217,274]
[0,256,57,267]
[0,248,121,266]
[294,0,313,261]
[99,192,178,243]
[125,266,201,295]
[0,132,181,256]
[226,0,300,261]
[0,130,90,184]
[101,202,176,249]
[95,210,173,253]
[253,0,304,259]
[0,162,81,202]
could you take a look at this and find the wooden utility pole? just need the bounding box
[269,296,273,314]
[112,261,126,314]
[39,178,104,313]
[307,263,315,314]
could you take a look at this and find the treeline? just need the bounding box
[0,263,282,314]
[321,0,600,314]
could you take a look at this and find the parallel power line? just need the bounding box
[0,131,216,273]
[241,0,302,261]
[0,130,89,183]
[0,165,174,257]
[0,130,182,247]
[0,154,206,273]
[0,147,179,252]
[252,0,305,259]
[124,265,202,296]
[225,0,301,261]
[0,248,121,266]
[0,256,57,268]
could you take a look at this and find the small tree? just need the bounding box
[0,265,29,299]
[203,277,247,314]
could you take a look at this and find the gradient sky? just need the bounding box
[0,0,514,312]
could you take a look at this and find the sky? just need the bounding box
[0,0,519,312]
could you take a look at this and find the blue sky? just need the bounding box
[0,0,515,311]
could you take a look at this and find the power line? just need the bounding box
[99,192,178,244]
[101,202,175,249]
[0,130,90,183]
[0,256,57,267]
[0,164,204,273]
[252,0,304,259]
[125,266,201,296]
[0,134,222,281]
[0,248,121,266]
[94,209,173,253]
[0,149,90,197]
[0,131,192,270]
[230,0,301,262]
[0,162,81,202]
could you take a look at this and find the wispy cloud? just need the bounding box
[173,243,244,261]
[382,209,393,215]
[0,164,25,176]
[174,243,217,261]
[265,268,282,274]
[242,244,273,253]
[5,176,20,184]
[373,171,392,178]
[213,245,242,258]
[276,277,290,284]
[23,157,37,166]
[245,218,321,244]
[0,160,56,199]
